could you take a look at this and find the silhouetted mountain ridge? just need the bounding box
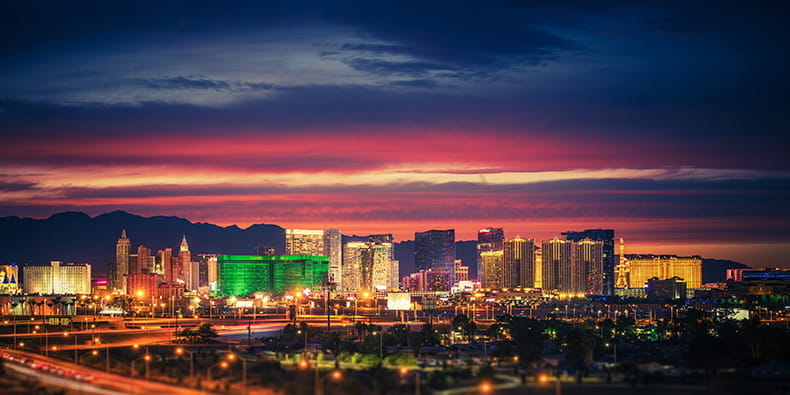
[1,211,745,284]
[0,211,284,277]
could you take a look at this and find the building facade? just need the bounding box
[541,237,574,293]
[477,227,504,283]
[621,255,702,289]
[114,229,131,293]
[217,255,329,297]
[342,237,395,292]
[562,229,615,295]
[574,238,604,295]
[503,236,536,288]
[480,250,505,289]
[414,229,456,275]
[285,229,325,256]
[323,229,342,289]
[23,261,91,294]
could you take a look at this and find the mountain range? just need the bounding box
[0,211,747,282]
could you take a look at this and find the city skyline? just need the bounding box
[0,3,788,270]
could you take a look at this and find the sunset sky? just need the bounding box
[1,2,788,267]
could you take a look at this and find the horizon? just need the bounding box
[4,209,780,269]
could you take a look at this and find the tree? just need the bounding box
[451,315,477,342]
[196,323,218,343]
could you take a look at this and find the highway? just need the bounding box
[2,348,201,394]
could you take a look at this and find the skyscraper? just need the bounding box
[342,235,395,292]
[414,229,456,275]
[285,229,325,255]
[158,248,173,280]
[477,227,504,282]
[541,237,574,293]
[133,245,151,274]
[177,235,191,285]
[562,229,615,295]
[503,236,536,288]
[323,229,342,288]
[574,238,604,294]
[480,250,504,289]
[114,229,130,293]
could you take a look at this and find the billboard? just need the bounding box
[387,293,411,311]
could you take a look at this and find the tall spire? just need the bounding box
[121,229,127,239]
[180,235,189,251]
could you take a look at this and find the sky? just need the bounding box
[0,1,788,268]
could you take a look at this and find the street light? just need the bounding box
[131,354,152,380]
[64,332,78,364]
[371,331,383,361]
[175,347,195,381]
[315,368,342,395]
[227,353,247,395]
[206,360,229,381]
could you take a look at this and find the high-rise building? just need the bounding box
[402,270,453,292]
[503,236,536,288]
[197,254,219,291]
[414,230,456,277]
[621,255,702,289]
[342,236,395,292]
[541,237,574,293]
[23,261,91,294]
[574,238,604,294]
[454,259,469,282]
[323,229,342,288]
[562,229,615,295]
[285,229,325,256]
[157,248,173,280]
[133,245,151,274]
[477,227,504,282]
[480,250,505,289]
[114,229,130,293]
[217,255,329,297]
[196,254,217,289]
[177,235,191,284]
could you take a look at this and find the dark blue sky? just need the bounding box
[0,1,788,267]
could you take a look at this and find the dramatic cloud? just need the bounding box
[0,1,788,267]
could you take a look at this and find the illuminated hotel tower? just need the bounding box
[562,229,615,295]
[115,229,130,293]
[477,227,504,282]
[323,229,342,288]
[286,229,325,255]
[480,250,505,289]
[178,235,191,285]
[574,238,604,294]
[623,255,702,289]
[414,229,456,277]
[503,236,536,288]
[541,237,573,293]
[342,234,395,292]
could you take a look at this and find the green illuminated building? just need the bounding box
[217,255,329,296]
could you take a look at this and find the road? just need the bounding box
[2,348,201,394]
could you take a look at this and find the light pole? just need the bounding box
[175,347,194,381]
[206,360,229,381]
[64,332,78,364]
[79,349,99,365]
[315,368,342,395]
[131,354,152,380]
[371,331,383,361]
[227,353,247,395]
